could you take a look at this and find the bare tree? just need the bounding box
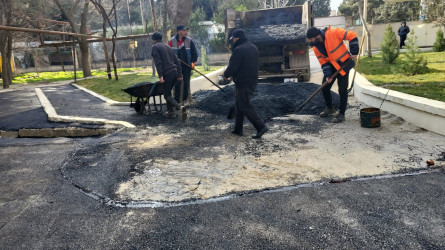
[90,0,122,80]
[53,0,93,77]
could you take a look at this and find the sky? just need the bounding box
[330,0,343,10]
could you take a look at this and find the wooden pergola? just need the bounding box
[0,24,152,81]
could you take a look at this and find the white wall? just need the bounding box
[348,21,444,49]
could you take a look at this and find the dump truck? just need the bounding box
[225,2,314,82]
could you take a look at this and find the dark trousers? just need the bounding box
[175,69,191,103]
[400,35,407,48]
[234,84,265,132]
[322,72,349,115]
[163,70,180,112]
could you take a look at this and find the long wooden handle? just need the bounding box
[178,59,225,91]
[296,59,353,112]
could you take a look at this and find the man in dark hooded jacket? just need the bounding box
[151,32,184,118]
[398,21,410,48]
[223,29,268,139]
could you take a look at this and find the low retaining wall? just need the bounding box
[352,69,445,136]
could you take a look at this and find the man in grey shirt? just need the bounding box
[151,32,184,118]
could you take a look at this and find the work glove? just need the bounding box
[191,62,195,69]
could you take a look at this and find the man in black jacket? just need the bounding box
[398,21,410,48]
[151,32,184,118]
[224,29,268,139]
[168,25,198,105]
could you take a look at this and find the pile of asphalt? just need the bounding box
[244,24,308,44]
[194,82,340,120]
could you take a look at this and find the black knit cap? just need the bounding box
[152,32,162,41]
[306,27,321,39]
[230,29,246,40]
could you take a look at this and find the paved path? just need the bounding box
[0,88,85,131]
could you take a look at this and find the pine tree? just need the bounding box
[380,24,399,63]
[399,30,428,76]
[201,45,210,71]
[433,28,445,52]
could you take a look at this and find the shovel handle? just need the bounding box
[296,59,353,112]
[178,59,225,92]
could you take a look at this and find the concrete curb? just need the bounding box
[35,88,136,128]
[72,67,227,106]
[72,83,131,106]
[352,69,445,136]
[0,128,111,138]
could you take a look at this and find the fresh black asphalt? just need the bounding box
[0,137,444,248]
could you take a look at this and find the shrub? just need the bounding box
[380,24,400,63]
[399,30,428,76]
[433,28,445,52]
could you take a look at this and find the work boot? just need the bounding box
[180,106,187,113]
[231,130,243,136]
[332,112,345,123]
[319,107,336,117]
[163,111,177,118]
[252,126,269,139]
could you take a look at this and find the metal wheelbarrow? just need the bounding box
[122,81,164,114]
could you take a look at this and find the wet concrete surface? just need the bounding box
[0,137,444,248]
[0,89,90,131]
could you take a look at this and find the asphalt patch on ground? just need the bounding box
[194,82,340,120]
[60,82,344,202]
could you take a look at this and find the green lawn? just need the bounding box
[357,51,445,102]
[7,67,141,85]
[76,66,223,102]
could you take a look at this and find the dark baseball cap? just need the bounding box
[177,24,189,31]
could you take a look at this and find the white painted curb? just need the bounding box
[35,88,135,128]
[352,69,445,136]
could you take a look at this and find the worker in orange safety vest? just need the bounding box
[306,26,359,123]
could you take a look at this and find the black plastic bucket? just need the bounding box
[360,107,381,128]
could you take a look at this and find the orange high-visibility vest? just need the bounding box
[313,26,357,76]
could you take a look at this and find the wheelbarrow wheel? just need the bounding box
[134,98,145,114]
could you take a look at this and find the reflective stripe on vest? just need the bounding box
[318,27,354,76]
[171,36,192,65]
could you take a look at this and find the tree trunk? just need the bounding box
[0,31,13,89]
[150,0,157,76]
[163,0,168,42]
[54,0,92,77]
[139,0,146,33]
[167,0,193,32]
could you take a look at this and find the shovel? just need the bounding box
[294,58,353,113]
